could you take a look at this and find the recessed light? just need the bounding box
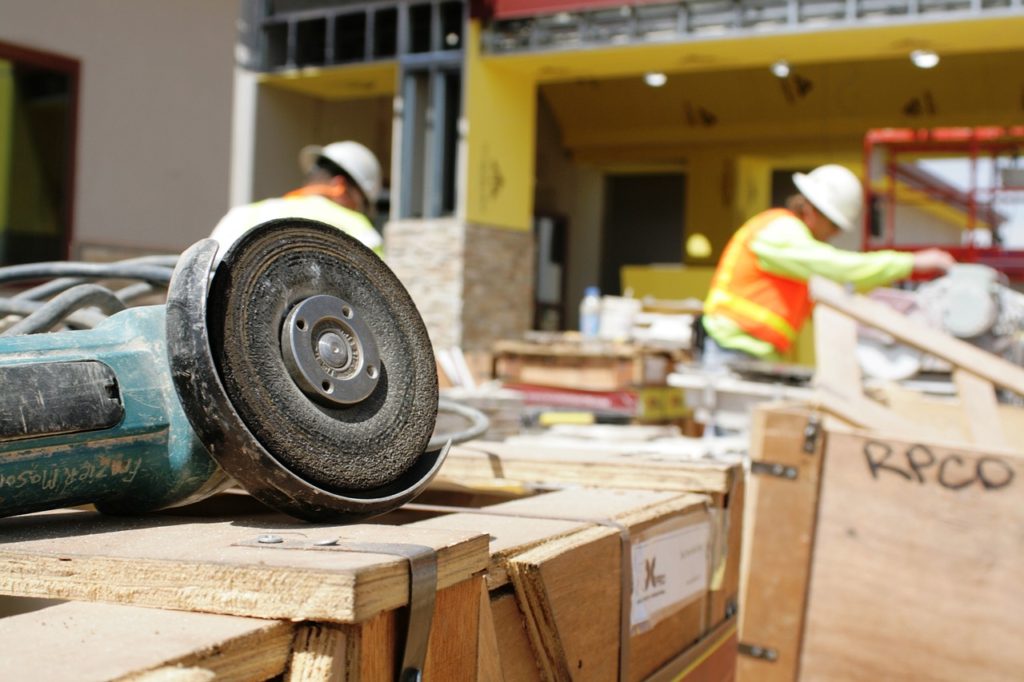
[910,49,939,69]
[643,72,667,88]
[770,59,791,78]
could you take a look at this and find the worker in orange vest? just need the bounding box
[212,141,384,257]
[701,164,954,368]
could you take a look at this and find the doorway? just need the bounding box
[600,172,685,295]
[0,42,79,265]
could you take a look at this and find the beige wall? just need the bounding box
[0,1,238,254]
[250,87,393,203]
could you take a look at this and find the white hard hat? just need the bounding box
[299,141,383,204]
[792,164,863,232]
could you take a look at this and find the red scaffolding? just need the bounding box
[863,126,1024,280]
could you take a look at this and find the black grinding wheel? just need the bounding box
[207,219,438,494]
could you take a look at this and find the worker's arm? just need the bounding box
[751,216,914,291]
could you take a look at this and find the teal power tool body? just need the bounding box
[0,220,446,521]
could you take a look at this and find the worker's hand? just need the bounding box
[911,248,955,274]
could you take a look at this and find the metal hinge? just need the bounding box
[750,461,798,480]
[802,414,822,454]
[739,642,779,662]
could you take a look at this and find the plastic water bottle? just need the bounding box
[579,286,601,339]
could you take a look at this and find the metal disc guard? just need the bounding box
[165,219,446,522]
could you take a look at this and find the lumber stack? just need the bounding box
[0,508,489,681]
[413,488,724,680]
[0,480,741,681]
[437,429,746,660]
[492,334,689,423]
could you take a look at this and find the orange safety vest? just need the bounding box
[704,209,813,353]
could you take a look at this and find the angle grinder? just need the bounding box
[0,219,446,521]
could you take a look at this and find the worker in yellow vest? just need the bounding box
[212,141,384,257]
[701,164,954,367]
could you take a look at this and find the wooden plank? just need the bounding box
[287,624,348,682]
[490,592,542,681]
[0,602,293,682]
[333,576,482,681]
[737,406,826,682]
[346,608,397,681]
[476,582,506,682]
[953,369,1009,449]
[810,386,932,441]
[646,615,739,682]
[0,510,488,624]
[410,511,591,589]
[810,276,1024,396]
[800,430,1024,681]
[508,525,622,681]
[812,304,863,397]
[422,574,484,680]
[494,489,713,682]
[441,441,738,495]
[879,383,1024,453]
[711,468,744,629]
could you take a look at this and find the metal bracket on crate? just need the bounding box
[802,414,823,454]
[238,536,438,682]
[739,641,779,662]
[750,460,798,480]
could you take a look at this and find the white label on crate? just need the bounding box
[630,518,710,633]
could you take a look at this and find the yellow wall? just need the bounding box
[464,20,536,231]
[539,48,1024,256]
[622,264,715,301]
[260,61,397,101]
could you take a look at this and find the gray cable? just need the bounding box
[0,262,174,288]
[12,255,179,301]
[114,282,160,305]
[428,398,491,450]
[2,284,127,336]
[0,297,105,329]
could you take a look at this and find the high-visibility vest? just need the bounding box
[704,209,812,353]
[211,194,383,257]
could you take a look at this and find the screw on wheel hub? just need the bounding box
[281,294,381,406]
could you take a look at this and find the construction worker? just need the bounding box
[701,164,955,368]
[212,140,384,257]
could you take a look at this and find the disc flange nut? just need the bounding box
[281,294,381,406]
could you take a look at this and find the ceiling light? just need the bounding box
[770,59,790,79]
[643,72,667,88]
[910,49,939,69]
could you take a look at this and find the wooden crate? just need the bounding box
[438,436,746,634]
[0,507,489,681]
[493,338,678,392]
[0,484,736,681]
[739,403,1024,682]
[413,488,715,681]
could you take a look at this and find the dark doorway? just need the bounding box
[0,42,79,265]
[770,168,812,209]
[600,173,685,295]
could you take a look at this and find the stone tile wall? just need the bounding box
[384,219,533,352]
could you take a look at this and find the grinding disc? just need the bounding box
[207,219,438,494]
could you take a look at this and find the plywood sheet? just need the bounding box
[0,602,292,681]
[441,441,737,494]
[0,510,488,623]
[801,430,1024,681]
